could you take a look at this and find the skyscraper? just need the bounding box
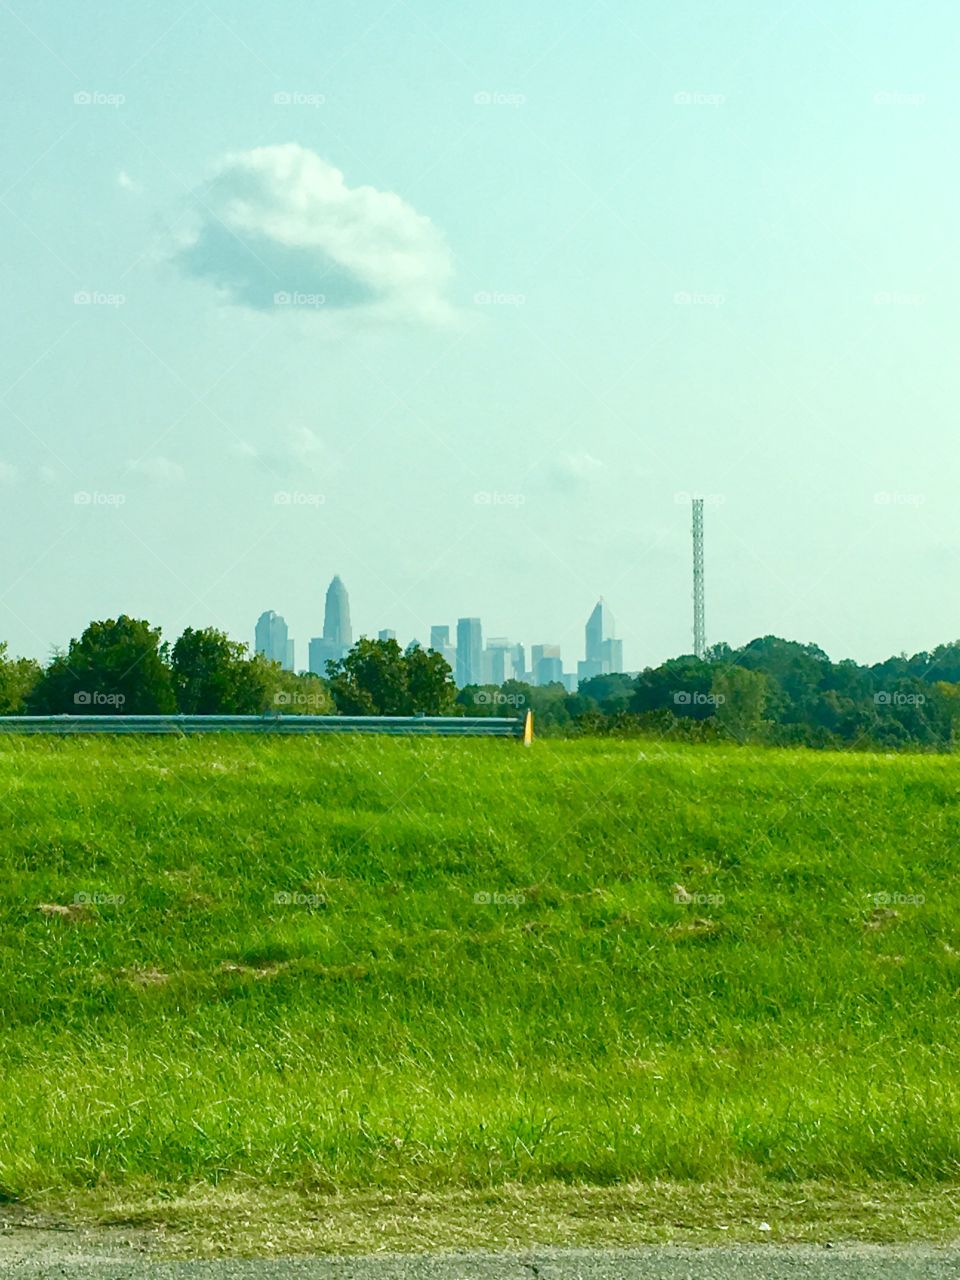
[255,610,294,671]
[579,599,622,680]
[531,643,562,686]
[430,624,457,676]
[585,599,611,667]
[324,575,352,649]
[378,629,397,642]
[308,576,353,675]
[456,617,482,687]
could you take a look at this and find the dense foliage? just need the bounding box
[459,634,960,750]
[7,624,960,749]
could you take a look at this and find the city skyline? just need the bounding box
[262,576,626,688]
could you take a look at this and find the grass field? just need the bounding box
[2,734,959,1247]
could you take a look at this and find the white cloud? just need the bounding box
[174,143,454,322]
[233,426,332,476]
[548,453,604,491]
[127,456,185,484]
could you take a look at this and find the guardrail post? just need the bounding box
[522,710,534,746]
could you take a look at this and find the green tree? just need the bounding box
[326,638,455,715]
[267,668,334,715]
[28,617,175,714]
[171,627,273,713]
[0,643,41,714]
[712,665,770,743]
[404,642,456,714]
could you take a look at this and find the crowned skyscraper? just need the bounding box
[308,575,353,675]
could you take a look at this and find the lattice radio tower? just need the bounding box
[692,497,706,659]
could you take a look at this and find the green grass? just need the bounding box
[2,734,960,1230]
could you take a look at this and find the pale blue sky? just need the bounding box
[2,0,958,670]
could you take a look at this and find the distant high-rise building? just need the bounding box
[255,610,294,672]
[534,656,564,686]
[378,629,396,642]
[531,644,562,687]
[484,637,513,685]
[456,617,483,687]
[579,598,622,680]
[511,643,526,682]
[324,575,352,649]
[309,576,353,675]
[429,624,457,675]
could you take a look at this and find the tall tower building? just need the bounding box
[309,576,353,675]
[430,625,457,675]
[324,575,352,650]
[579,598,622,681]
[456,617,483,687]
[255,610,294,672]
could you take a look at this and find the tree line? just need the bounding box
[0,619,452,718]
[459,634,960,749]
[3,621,960,750]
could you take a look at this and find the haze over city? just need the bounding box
[3,1,959,671]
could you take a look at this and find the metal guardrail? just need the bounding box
[0,712,534,741]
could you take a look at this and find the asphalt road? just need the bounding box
[6,1247,960,1279]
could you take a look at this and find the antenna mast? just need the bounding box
[692,497,706,659]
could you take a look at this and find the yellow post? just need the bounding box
[522,709,534,746]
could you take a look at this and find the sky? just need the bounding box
[2,0,959,672]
